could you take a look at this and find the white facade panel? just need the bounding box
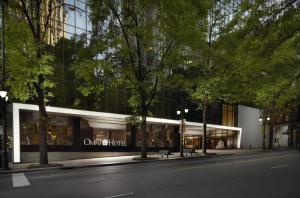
[12,103,243,163]
[275,125,289,147]
[238,105,262,149]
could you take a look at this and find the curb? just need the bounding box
[0,148,295,175]
[0,153,227,175]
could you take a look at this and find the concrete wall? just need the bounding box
[238,105,263,149]
[275,125,289,147]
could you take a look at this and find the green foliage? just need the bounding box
[125,114,141,125]
[74,59,106,97]
[5,17,55,102]
[178,0,240,110]
[88,0,209,115]
[218,0,300,116]
[71,33,118,109]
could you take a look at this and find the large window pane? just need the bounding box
[76,27,86,37]
[92,129,127,144]
[136,124,176,148]
[20,111,73,146]
[65,24,75,35]
[75,7,86,30]
[64,0,75,27]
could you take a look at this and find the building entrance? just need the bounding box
[184,135,202,150]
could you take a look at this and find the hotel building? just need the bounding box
[1,0,291,164]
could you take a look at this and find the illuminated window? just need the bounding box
[222,104,235,126]
[20,111,73,146]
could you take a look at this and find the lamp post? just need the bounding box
[0,0,8,170]
[259,116,270,150]
[177,108,189,157]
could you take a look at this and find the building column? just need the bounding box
[73,117,80,150]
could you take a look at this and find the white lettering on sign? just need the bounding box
[83,138,127,146]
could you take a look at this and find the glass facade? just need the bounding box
[19,110,178,151]
[183,129,239,150]
[20,111,73,146]
[48,0,91,108]
[40,0,180,120]
[14,1,239,154]
[0,0,220,124]
[207,130,238,149]
[92,128,126,143]
[184,136,202,150]
[222,104,235,126]
[136,124,177,148]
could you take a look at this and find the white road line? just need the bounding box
[174,153,297,172]
[29,172,80,179]
[270,164,289,169]
[104,192,134,198]
[12,173,30,187]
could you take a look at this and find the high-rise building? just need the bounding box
[6,0,290,164]
[42,0,67,45]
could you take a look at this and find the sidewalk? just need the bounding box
[1,148,291,174]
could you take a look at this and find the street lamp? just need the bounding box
[259,115,270,150]
[0,91,6,98]
[0,0,8,170]
[177,108,189,157]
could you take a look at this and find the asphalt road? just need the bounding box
[1,150,300,198]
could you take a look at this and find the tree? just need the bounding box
[87,0,208,158]
[183,0,240,153]
[217,0,300,149]
[6,0,57,165]
[72,37,115,110]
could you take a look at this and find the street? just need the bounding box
[1,150,300,198]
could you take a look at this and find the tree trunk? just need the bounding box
[263,124,266,150]
[268,122,274,149]
[289,124,294,147]
[202,101,207,154]
[140,104,147,158]
[38,88,48,165]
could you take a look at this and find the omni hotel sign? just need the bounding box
[83,138,127,147]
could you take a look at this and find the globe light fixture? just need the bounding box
[267,117,270,121]
[177,110,181,115]
[184,108,189,113]
[0,90,7,98]
[259,118,263,122]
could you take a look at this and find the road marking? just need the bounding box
[173,153,297,172]
[270,164,289,169]
[29,172,84,179]
[104,192,134,198]
[12,173,30,187]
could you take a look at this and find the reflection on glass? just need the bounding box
[93,128,126,142]
[20,111,73,145]
[76,27,86,37]
[75,0,86,12]
[207,130,238,149]
[184,136,201,149]
[222,104,235,126]
[64,31,76,39]
[64,1,75,27]
[136,124,176,148]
